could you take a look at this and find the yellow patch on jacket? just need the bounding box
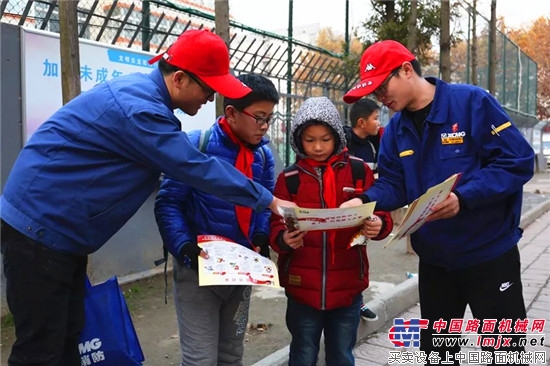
[288,274,301,286]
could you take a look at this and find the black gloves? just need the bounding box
[177,242,202,270]
[252,233,270,259]
[177,235,270,270]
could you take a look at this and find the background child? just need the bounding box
[345,98,383,174]
[269,96,393,366]
[344,97,383,321]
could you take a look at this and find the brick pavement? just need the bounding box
[353,209,550,366]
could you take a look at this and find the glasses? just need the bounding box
[372,68,400,97]
[240,109,274,126]
[183,70,216,99]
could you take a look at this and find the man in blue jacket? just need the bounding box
[0,30,292,366]
[155,73,278,366]
[342,40,534,365]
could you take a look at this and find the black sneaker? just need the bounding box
[360,304,378,321]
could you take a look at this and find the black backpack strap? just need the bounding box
[283,163,300,195]
[349,156,366,193]
[153,247,169,305]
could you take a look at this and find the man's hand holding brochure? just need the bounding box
[384,173,461,247]
[338,173,461,247]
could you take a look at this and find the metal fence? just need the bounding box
[451,2,538,121]
[1,0,540,163]
[2,0,358,164]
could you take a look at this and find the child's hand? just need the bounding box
[362,215,382,238]
[339,197,363,208]
[283,230,307,249]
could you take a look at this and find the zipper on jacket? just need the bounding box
[315,166,328,310]
[321,230,327,310]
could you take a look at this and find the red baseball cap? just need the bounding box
[148,29,251,99]
[343,40,415,104]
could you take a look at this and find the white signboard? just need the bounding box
[20,28,215,142]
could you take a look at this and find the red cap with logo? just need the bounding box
[343,40,415,104]
[148,29,251,99]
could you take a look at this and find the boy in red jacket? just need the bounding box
[269,96,393,366]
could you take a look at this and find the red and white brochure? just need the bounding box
[384,173,462,248]
[197,235,280,288]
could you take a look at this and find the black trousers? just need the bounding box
[418,246,527,366]
[1,220,88,366]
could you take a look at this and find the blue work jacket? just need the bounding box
[365,78,534,269]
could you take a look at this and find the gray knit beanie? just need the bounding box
[290,96,347,159]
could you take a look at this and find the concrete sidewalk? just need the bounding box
[253,172,550,366]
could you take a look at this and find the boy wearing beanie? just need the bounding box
[269,97,393,366]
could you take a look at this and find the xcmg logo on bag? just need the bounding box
[79,338,105,364]
[388,318,429,348]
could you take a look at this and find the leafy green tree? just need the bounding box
[360,0,442,64]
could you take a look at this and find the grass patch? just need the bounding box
[1,313,14,328]
[126,285,144,296]
[121,277,168,313]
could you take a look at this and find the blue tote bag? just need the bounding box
[79,276,145,365]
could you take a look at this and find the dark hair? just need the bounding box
[391,60,422,80]
[410,59,422,76]
[349,98,380,127]
[158,59,180,75]
[223,73,279,110]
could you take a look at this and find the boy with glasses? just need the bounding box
[155,73,279,366]
[342,40,534,365]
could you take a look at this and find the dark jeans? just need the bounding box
[286,294,361,366]
[419,246,527,366]
[1,220,88,366]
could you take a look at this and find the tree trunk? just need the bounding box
[379,0,395,22]
[488,0,497,94]
[471,0,478,85]
[59,0,81,104]
[215,0,230,117]
[440,0,451,81]
[407,0,418,51]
